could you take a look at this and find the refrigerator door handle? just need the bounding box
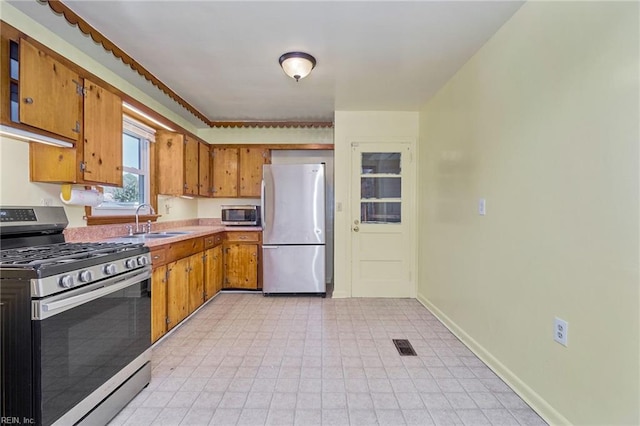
[263,246,279,249]
[261,179,266,231]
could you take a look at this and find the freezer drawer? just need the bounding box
[262,245,325,294]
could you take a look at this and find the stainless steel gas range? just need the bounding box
[0,206,152,426]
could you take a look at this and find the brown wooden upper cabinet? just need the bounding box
[211,147,238,197]
[19,39,82,141]
[157,131,209,197]
[239,147,270,197]
[211,147,270,198]
[28,75,123,186]
[184,135,199,196]
[198,141,211,197]
[81,79,123,186]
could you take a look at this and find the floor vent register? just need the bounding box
[392,339,417,356]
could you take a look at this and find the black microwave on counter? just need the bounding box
[221,205,261,226]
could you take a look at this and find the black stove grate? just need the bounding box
[0,242,145,267]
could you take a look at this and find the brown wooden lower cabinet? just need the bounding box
[223,230,261,290]
[151,264,168,342]
[224,243,259,289]
[188,253,204,315]
[150,231,260,343]
[204,244,224,300]
[167,256,190,330]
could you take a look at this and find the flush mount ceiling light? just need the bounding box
[279,52,316,82]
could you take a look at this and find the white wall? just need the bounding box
[0,4,335,227]
[196,127,334,219]
[0,2,200,226]
[417,2,639,424]
[0,137,86,226]
[333,111,419,298]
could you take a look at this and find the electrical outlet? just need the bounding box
[554,317,568,346]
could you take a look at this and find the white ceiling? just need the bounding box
[7,0,524,127]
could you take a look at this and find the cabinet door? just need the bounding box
[204,245,224,299]
[156,131,185,196]
[224,243,258,289]
[184,135,199,196]
[212,147,238,197]
[83,79,123,186]
[188,253,204,315]
[213,245,224,294]
[198,142,211,197]
[29,144,78,183]
[19,39,81,141]
[239,147,270,197]
[167,257,189,329]
[151,265,167,343]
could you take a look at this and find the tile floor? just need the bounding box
[108,294,547,426]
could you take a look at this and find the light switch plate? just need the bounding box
[478,198,486,216]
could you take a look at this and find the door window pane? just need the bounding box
[361,153,401,174]
[361,177,401,199]
[361,202,401,224]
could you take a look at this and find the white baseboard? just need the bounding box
[416,292,570,426]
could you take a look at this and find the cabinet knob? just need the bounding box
[23,97,34,104]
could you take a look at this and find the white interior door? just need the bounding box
[350,142,415,297]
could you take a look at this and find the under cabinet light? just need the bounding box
[0,125,73,148]
[123,102,175,131]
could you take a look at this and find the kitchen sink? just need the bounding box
[107,230,195,243]
[119,234,173,239]
[117,231,193,239]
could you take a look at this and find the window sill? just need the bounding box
[86,214,161,226]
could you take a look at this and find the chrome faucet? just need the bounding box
[135,203,155,233]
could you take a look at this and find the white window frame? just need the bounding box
[93,116,154,215]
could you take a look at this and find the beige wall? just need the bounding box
[417,2,639,424]
[333,111,419,298]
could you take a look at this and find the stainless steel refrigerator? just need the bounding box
[261,163,326,296]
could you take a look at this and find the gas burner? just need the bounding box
[0,242,144,267]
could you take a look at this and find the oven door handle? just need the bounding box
[33,268,151,320]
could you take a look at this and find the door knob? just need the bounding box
[353,226,359,232]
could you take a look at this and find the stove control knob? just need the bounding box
[78,270,93,282]
[103,264,117,275]
[136,256,148,266]
[125,259,137,269]
[60,275,74,288]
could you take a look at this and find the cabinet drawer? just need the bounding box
[150,247,167,267]
[226,231,261,243]
[167,238,204,263]
[204,232,225,249]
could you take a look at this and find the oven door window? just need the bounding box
[34,279,150,425]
